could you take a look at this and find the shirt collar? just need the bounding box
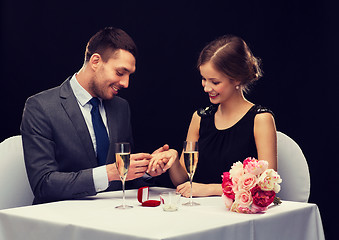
[70,74,103,107]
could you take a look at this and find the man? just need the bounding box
[21,27,167,204]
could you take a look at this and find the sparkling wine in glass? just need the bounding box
[115,142,133,209]
[182,141,200,206]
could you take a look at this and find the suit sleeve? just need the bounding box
[20,96,97,204]
[126,101,134,151]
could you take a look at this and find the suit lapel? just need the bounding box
[59,78,98,166]
[104,100,118,164]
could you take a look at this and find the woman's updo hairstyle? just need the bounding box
[197,35,262,93]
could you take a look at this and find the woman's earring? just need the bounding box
[235,85,240,90]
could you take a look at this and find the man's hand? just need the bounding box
[106,153,151,181]
[127,153,151,180]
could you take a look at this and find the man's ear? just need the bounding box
[89,53,102,71]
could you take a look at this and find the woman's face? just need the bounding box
[199,61,239,104]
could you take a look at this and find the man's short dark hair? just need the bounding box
[85,27,137,62]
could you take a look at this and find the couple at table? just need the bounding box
[21,27,277,204]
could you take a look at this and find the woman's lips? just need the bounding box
[209,93,218,99]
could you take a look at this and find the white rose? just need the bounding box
[258,169,282,193]
[229,161,244,180]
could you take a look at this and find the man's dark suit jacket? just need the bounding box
[21,77,150,204]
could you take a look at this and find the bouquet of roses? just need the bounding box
[222,157,282,213]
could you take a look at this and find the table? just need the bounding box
[0,187,325,240]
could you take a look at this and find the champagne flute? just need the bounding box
[182,141,200,206]
[115,142,133,209]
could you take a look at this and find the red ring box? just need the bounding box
[138,187,161,207]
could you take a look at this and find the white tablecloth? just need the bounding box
[0,187,325,240]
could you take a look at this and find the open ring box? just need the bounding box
[138,187,161,207]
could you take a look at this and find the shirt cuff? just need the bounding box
[92,166,109,192]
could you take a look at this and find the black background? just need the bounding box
[1,0,337,239]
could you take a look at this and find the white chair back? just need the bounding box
[277,131,310,202]
[0,135,34,209]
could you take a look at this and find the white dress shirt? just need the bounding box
[70,74,109,192]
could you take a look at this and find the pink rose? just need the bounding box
[230,202,251,213]
[251,185,275,207]
[236,205,251,213]
[224,184,235,200]
[257,160,268,174]
[235,189,252,207]
[251,204,268,213]
[222,172,235,200]
[238,173,257,191]
[243,158,268,176]
[243,157,256,168]
[222,172,231,185]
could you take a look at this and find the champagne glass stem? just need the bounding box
[189,177,193,205]
[122,179,126,208]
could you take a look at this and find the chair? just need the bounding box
[0,135,34,210]
[276,131,310,202]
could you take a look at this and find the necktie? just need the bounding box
[89,97,109,166]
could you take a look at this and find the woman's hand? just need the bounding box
[147,148,179,177]
[176,182,222,197]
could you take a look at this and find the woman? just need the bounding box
[148,35,277,197]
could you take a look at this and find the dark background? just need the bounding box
[1,0,337,239]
